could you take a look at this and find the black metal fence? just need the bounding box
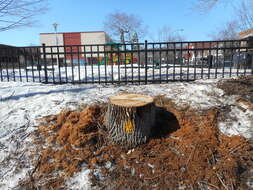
[0,39,253,84]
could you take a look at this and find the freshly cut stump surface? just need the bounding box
[105,94,155,148]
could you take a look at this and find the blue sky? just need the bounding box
[0,0,239,46]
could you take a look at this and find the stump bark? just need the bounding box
[105,94,155,148]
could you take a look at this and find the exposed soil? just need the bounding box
[19,96,253,190]
[218,75,253,105]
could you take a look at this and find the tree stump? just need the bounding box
[105,93,155,148]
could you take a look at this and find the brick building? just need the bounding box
[40,31,112,64]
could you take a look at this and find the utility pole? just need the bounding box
[53,23,59,68]
[120,29,130,44]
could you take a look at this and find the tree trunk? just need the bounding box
[105,94,155,149]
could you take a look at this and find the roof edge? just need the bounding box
[40,31,106,35]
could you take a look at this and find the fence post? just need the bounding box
[145,40,148,84]
[248,37,253,75]
[42,43,48,83]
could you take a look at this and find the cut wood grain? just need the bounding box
[105,94,155,148]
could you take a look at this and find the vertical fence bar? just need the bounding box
[187,43,190,81]
[91,45,94,83]
[222,42,225,78]
[173,43,176,80]
[194,49,196,80]
[201,43,204,79]
[166,43,169,82]
[11,48,16,81]
[215,42,218,79]
[24,48,28,82]
[251,50,253,75]
[83,45,87,83]
[117,44,121,84]
[97,45,101,84]
[152,44,155,81]
[0,48,4,81]
[70,46,74,83]
[236,45,240,76]
[0,53,2,81]
[64,46,68,83]
[50,47,55,83]
[247,37,253,75]
[104,45,107,84]
[159,43,162,83]
[110,46,114,84]
[5,48,9,82]
[137,44,141,84]
[57,45,61,84]
[229,42,233,77]
[145,40,148,84]
[124,44,127,84]
[180,42,183,81]
[29,48,35,82]
[36,47,41,82]
[208,42,211,79]
[77,45,81,83]
[17,48,22,82]
[131,44,134,83]
[244,47,248,76]
[6,49,11,81]
[42,44,48,83]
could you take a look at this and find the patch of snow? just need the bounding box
[0,168,29,190]
[218,104,253,138]
[65,167,92,190]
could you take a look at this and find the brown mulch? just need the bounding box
[19,97,253,190]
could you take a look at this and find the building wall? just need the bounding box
[239,29,253,39]
[40,33,64,46]
[63,33,82,59]
[40,31,110,61]
[81,32,106,57]
[80,32,106,44]
[40,33,65,59]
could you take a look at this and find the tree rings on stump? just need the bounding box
[105,94,155,149]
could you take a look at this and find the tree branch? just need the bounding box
[0,0,47,32]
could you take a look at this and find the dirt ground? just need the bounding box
[218,75,253,105]
[18,76,253,190]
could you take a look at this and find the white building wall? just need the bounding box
[40,33,64,46]
[81,32,106,44]
[81,32,106,57]
[40,33,65,58]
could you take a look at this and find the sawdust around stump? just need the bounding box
[19,98,253,190]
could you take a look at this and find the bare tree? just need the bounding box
[236,0,253,30]
[104,11,147,43]
[0,0,48,32]
[196,0,220,9]
[210,20,240,40]
[158,26,184,42]
[198,0,253,39]
[150,26,185,42]
[195,0,233,10]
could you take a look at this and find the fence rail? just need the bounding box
[0,39,253,84]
